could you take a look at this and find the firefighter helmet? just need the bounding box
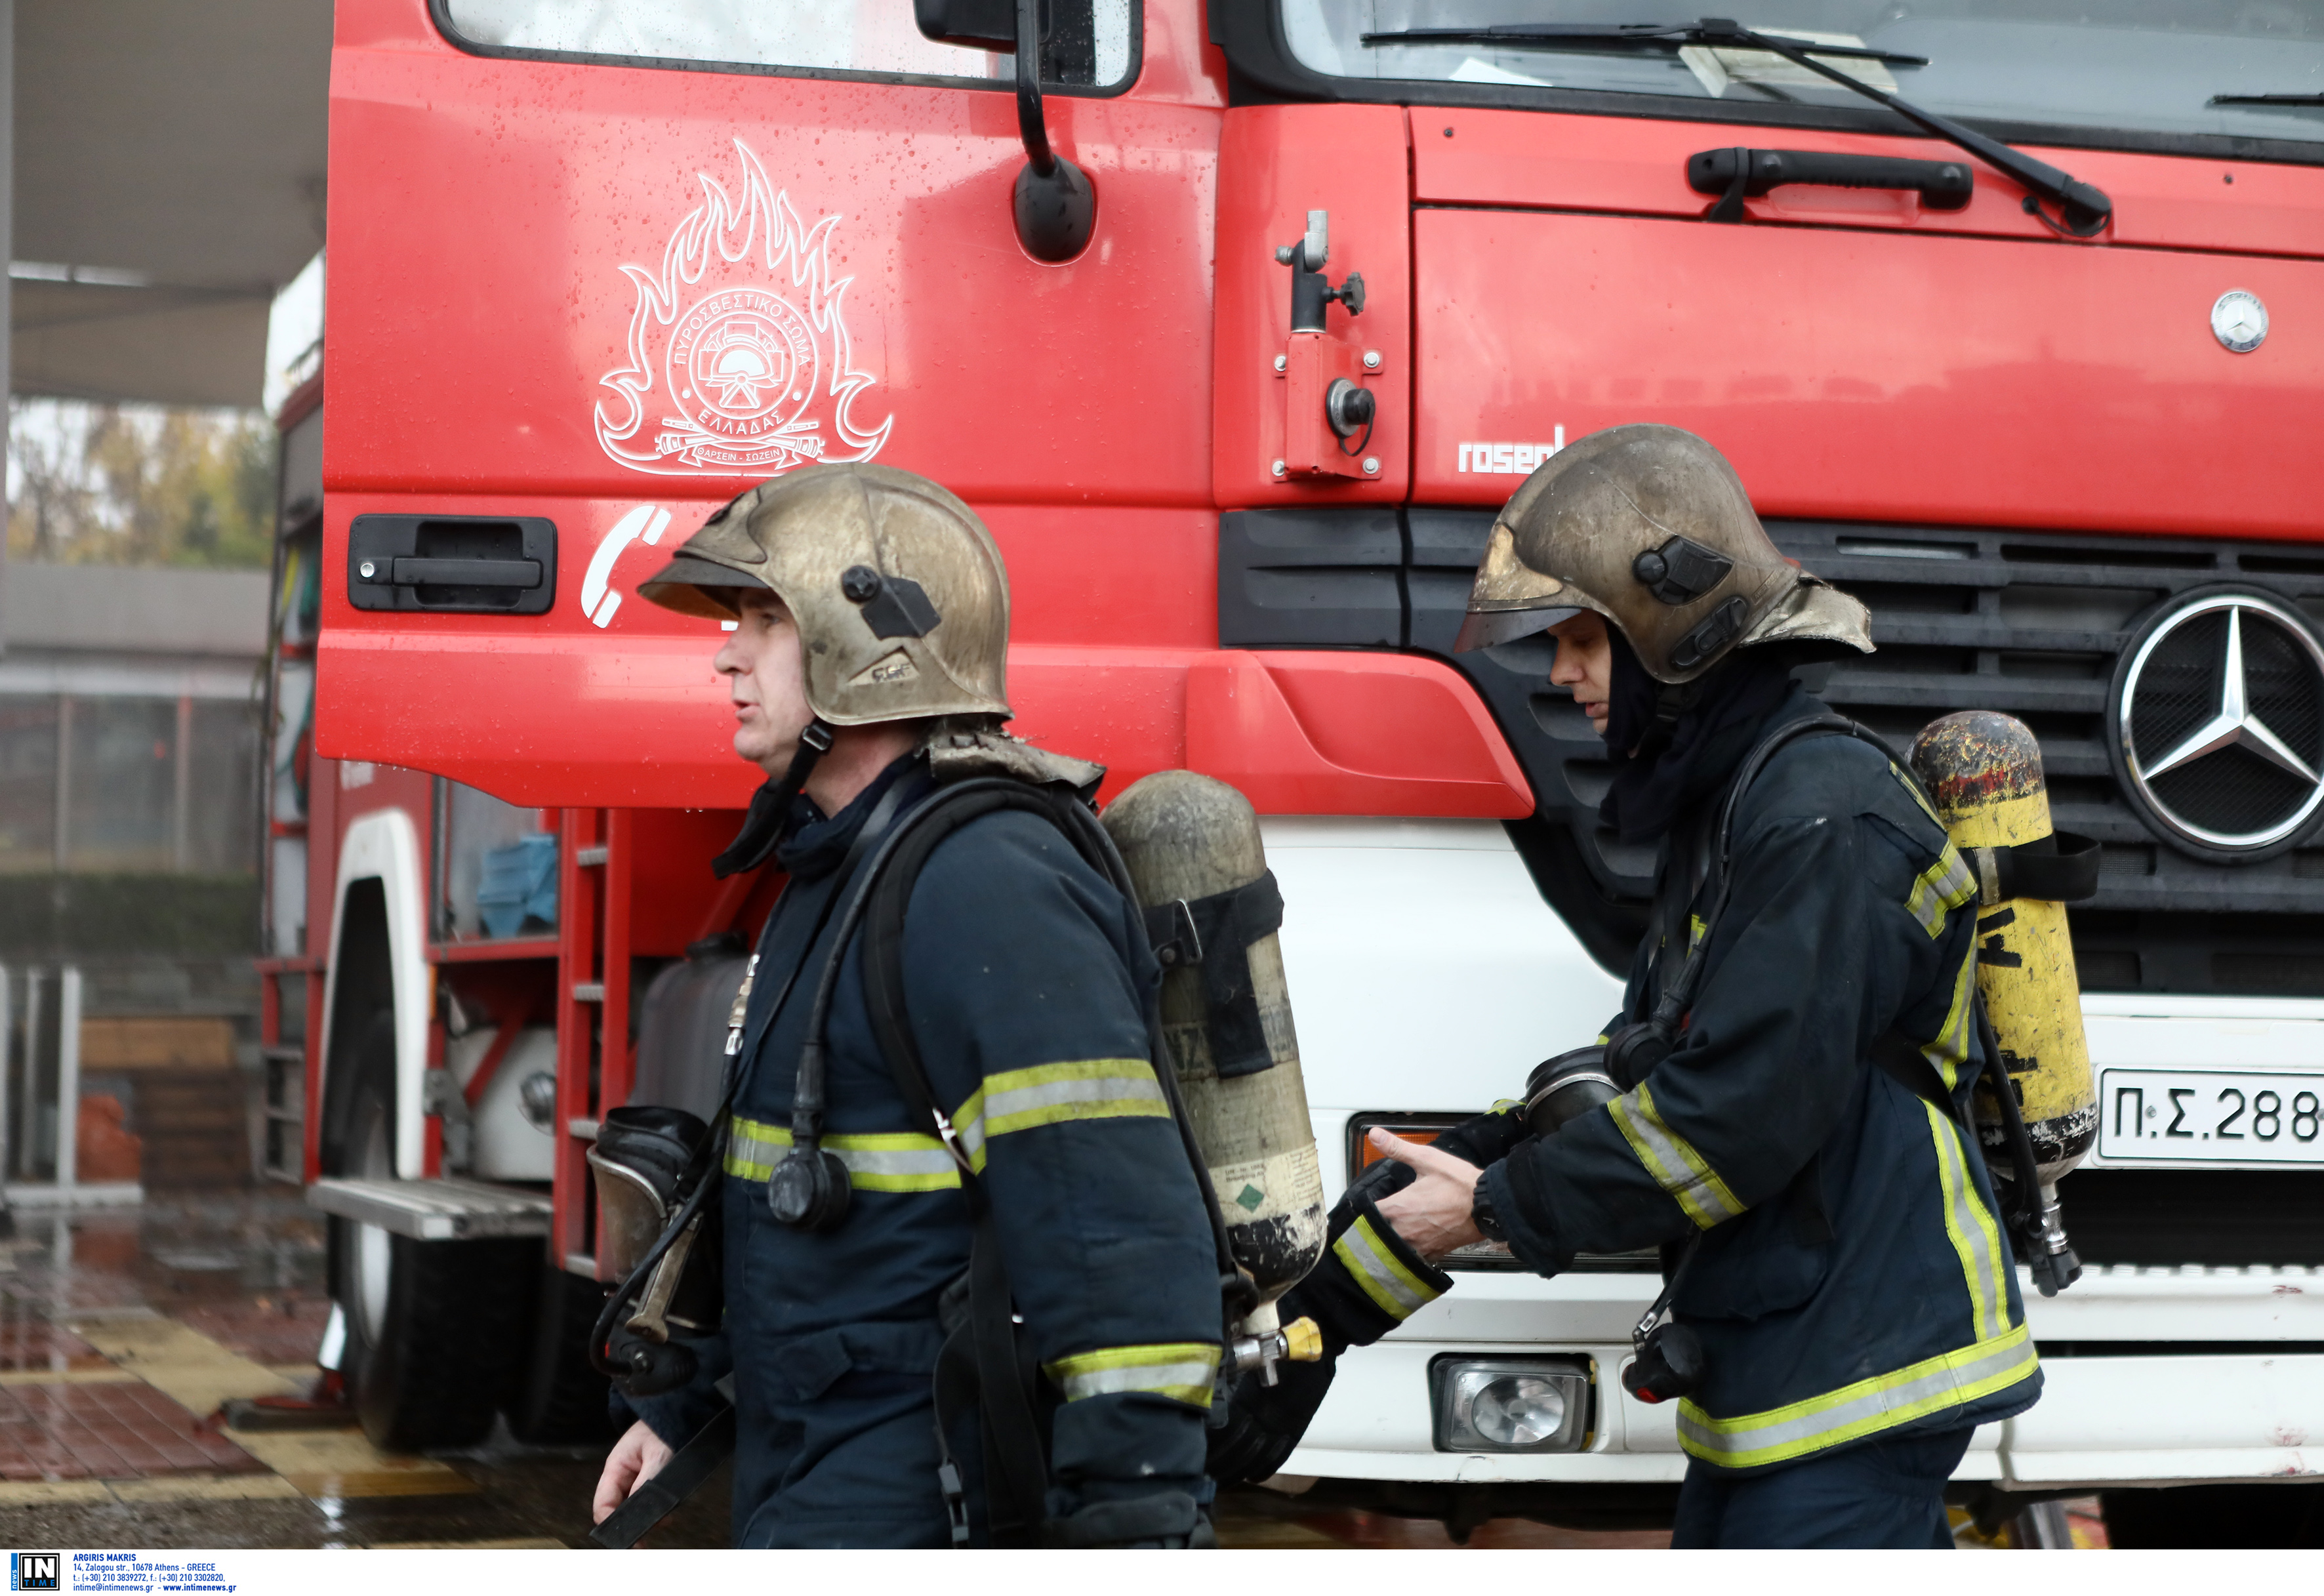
[1454,424,1873,683]
[639,463,1012,725]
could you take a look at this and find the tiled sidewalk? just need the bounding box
[0,1376,265,1481]
[0,1197,459,1504]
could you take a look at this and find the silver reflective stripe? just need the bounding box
[827,1139,962,1192]
[1608,1084,1745,1229]
[1331,1215,1442,1322]
[1921,949,1977,1093]
[727,1118,788,1180]
[1677,1324,2036,1469]
[982,1067,1165,1133]
[724,1117,962,1192]
[1926,1101,2007,1343]
[1048,1347,1221,1407]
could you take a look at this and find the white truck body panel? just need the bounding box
[322,807,432,1179]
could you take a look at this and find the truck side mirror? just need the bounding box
[918,0,1095,263]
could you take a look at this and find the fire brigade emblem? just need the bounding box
[597,138,891,477]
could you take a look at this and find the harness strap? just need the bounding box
[586,1402,737,1551]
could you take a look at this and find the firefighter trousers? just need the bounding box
[1669,1425,1973,1549]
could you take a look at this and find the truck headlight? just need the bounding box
[1432,1356,1593,1453]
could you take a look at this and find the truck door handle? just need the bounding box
[375,556,542,589]
[1687,148,1974,222]
[348,514,558,615]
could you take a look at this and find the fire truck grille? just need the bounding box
[1218,510,2324,994]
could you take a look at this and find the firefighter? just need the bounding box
[1223,425,2043,1547]
[590,464,1222,1548]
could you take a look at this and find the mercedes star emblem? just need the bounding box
[2113,591,2324,856]
[2211,289,2268,354]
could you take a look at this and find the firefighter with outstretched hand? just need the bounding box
[590,464,1223,1547]
[1214,426,2042,1547]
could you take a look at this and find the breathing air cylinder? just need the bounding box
[1910,712,2098,1293]
[1103,771,1328,1378]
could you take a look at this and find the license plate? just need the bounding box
[2096,1069,2324,1164]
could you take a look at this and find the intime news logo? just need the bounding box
[10,1553,60,1592]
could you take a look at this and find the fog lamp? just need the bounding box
[1432,1357,1592,1454]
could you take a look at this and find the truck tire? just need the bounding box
[327,1014,535,1451]
[506,1264,615,1446]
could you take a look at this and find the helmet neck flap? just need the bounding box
[710,719,836,879]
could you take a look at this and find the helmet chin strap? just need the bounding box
[712,719,837,878]
[1631,676,1710,763]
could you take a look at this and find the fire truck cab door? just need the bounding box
[321,1,1219,808]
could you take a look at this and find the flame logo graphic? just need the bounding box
[596,139,891,477]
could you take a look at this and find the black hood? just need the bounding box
[1599,633,1797,846]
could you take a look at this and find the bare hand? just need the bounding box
[1368,1128,1486,1261]
[592,1418,675,1525]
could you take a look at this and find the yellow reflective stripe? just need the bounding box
[1608,1082,1745,1229]
[1921,945,1978,1093]
[725,1117,786,1182]
[1044,1341,1221,1409]
[724,1061,1167,1193]
[969,1057,1168,1141]
[1331,1214,1443,1322]
[1905,842,1978,940]
[1925,1101,2008,1344]
[724,1116,963,1193]
[1890,763,1944,827]
[1676,1323,2036,1471]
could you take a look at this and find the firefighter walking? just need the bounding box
[590,464,1223,1547]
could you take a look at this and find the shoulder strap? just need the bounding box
[857,781,1107,1172]
[850,780,1081,1542]
[1871,1027,1970,1131]
[1650,712,1875,1027]
[855,777,1247,1315]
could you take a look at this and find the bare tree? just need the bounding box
[7,398,274,569]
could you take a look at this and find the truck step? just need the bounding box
[306,1176,552,1240]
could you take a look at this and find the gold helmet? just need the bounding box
[639,463,1011,724]
[1455,424,1872,683]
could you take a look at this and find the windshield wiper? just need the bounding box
[1362,16,2112,237]
[1370,19,1928,68]
[2211,92,2324,107]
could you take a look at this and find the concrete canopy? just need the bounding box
[12,1,331,408]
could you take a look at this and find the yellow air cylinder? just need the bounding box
[1907,711,2097,1185]
[1102,771,1327,1366]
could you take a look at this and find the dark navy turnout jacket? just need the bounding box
[631,758,1221,1545]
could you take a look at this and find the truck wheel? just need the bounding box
[328,1015,535,1451]
[506,1264,615,1446]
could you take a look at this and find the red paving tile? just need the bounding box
[176,1296,329,1366]
[0,1376,261,1481]
[0,1317,105,1372]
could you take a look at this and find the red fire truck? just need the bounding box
[264,0,2324,1536]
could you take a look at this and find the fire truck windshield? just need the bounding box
[1286,2,2324,153]
[438,0,1135,88]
